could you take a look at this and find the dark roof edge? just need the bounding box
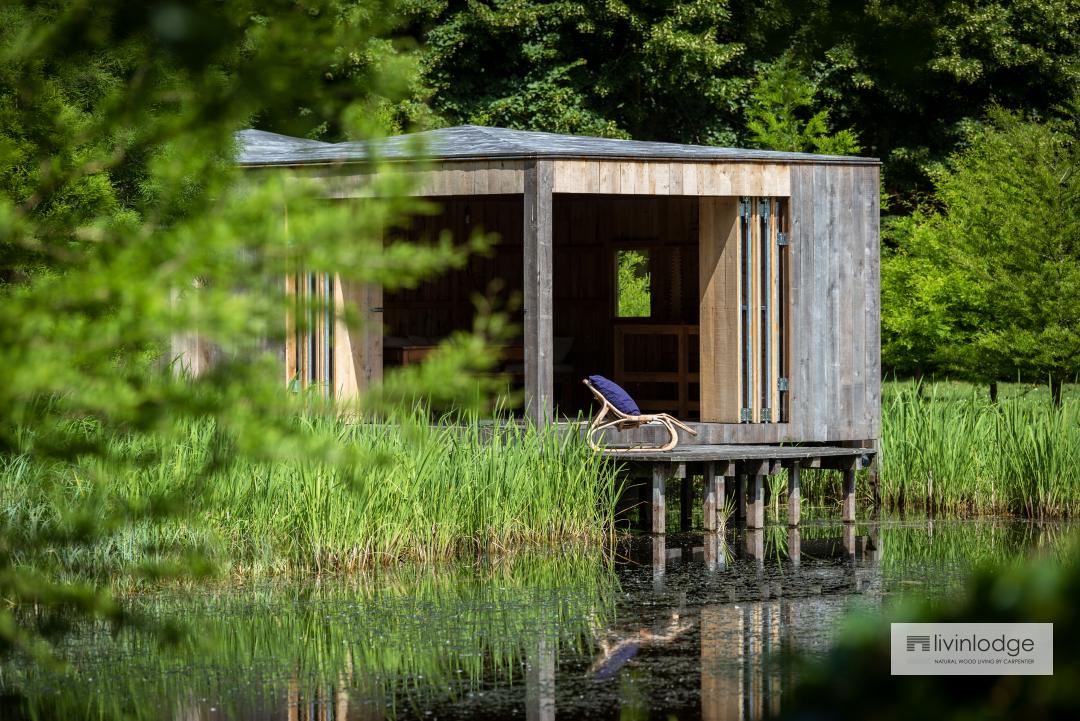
[239,153,882,169]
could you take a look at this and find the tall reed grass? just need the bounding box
[0,413,621,578]
[879,382,1080,517]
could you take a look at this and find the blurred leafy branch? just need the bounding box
[0,0,504,665]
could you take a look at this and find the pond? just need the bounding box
[3,516,1074,721]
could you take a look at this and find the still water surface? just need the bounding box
[5,517,1074,720]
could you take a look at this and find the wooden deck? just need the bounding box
[602,444,875,535]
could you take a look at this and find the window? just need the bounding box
[615,249,651,318]
[738,197,789,423]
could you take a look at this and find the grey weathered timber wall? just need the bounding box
[787,163,880,442]
[605,162,880,445]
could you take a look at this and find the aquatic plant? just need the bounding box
[878,381,1080,517]
[0,412,621,580]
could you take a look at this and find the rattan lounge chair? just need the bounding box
[583,376,697,452]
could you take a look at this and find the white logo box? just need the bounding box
[891,623,1053,676]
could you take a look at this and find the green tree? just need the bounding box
[744,54,860,154]
[766,0,1080,201]
[881,109,1080,402]
[0,0,494,662]
[407,0,748,144]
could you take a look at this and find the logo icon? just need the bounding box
[906,635,931,651]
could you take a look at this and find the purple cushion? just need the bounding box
[588,375,641,416]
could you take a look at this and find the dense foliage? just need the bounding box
[881,110,1080,394]
[0,0,500,663]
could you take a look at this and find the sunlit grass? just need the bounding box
[1,412,622,580]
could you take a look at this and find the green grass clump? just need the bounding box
[879,381,1080,517]
[0,412,621,579]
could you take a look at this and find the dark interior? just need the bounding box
[383,194,701,419]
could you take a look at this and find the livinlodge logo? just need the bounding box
[891,623,1053,676]
[906,635,931,652]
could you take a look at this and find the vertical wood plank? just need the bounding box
[698,198,741,421]
[338,278,383,399]
[285,273,297,385]
[669,162,684,195]
[850,168,868,439]
[523,160,555,426]
[811,164,831,440]
[836,165,855,439]
[864,166,882,440]
[620,162,637,194]
[599,161,620,193]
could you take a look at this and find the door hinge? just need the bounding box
[739,198,752,218]
[777,232,789,247]
[758,199,770,218]
[778,377,789,392]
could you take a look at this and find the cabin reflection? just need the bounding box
[248,526,879,721]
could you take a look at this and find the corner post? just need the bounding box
[523,160,554,426]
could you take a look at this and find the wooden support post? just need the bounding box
[651,464,667,535]
[745,528,765,563]
[680,474,694,531]
[842,467,856,523]
[735,474,747,523]
[748,475,765,529]
[787,527,801,568]
[526,628,556,721]
[523,160,554,426]
[842,524,856,560]
[702,462,724,532]
[703,532,724,572]
[651,535,666,588]
[787,463,801,527]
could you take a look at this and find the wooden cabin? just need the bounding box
[235,125,880,450]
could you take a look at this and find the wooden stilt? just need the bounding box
[652,535,666,588]
[652,464,667,535]
[702,462,724,531]
[748,474,765,529]
[842,467,856,523]
[842,523,856,560]
[680,474,694,531]
[787,527,801,568]
[787,463,801,527]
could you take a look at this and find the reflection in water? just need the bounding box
[3,518,1075,721]
[589,612,692,680]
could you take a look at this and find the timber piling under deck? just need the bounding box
[603,444,875,534]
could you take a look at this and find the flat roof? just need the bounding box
[237,125,879,167]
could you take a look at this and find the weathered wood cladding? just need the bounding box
[605,163,880,444]
[553,160,791,196]
[294,158,793,198]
